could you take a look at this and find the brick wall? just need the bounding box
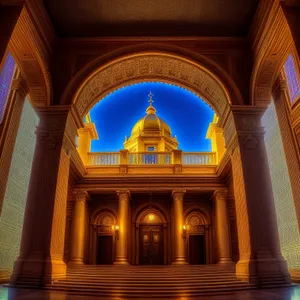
[0,98,38,276]
[262,100,300,269]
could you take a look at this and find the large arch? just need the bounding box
[61,44,243,120]
[250,2,293,107]
[8,7,52,106]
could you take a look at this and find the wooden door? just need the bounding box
[97,236,113,264]
[139,225,164,265]
[189,235,205,264]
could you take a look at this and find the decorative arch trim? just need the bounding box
[91,208,118,225]
[61,44,243,120]
[133,202,170,224]
[184,206,211,225]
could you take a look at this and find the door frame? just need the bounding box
[188,233,206,264]
[133,205,169,265]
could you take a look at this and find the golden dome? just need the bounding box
[131,93,171,137]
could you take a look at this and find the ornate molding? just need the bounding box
[172,189,186,202]
[10,76,28,97]
[213,189,228,201]
[74,191,90,202]
[73,53,230,118]
[117,190,131,202]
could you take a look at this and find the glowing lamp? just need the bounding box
[114,225,120,240]
[182,225,187,239]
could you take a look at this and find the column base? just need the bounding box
[236,258,291,286]
[10,257,66,286]
[218,258,234,264]
[290,268,300,283]
[172,258,188,265]
[114,258,130,265]
[68,259,84,267]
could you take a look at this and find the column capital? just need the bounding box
[273,77,288,96]
[117,190,131,201]
[213,189,228,201]
[172,190,186,201]
[74,191,90,202]
[11,76,28,98]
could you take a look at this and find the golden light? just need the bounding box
[115,225,119,231]
[148,214,155,221]
[183,225,187,230]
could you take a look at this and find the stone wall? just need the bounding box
[0,98,38,279]
[262,100,300,269]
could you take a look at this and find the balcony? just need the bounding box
[86,150,217,175]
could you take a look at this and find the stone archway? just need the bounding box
[61,45,244,123]
[184,208,212,264]
[134,204,169,265]
[89,209,118,265]
[251,3,293,107]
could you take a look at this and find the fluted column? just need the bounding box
[213,190,232,264]
[115,190,130,264]
[0,75,28,214]
[69,191,90,265]
[172,190,187,264]
[224,106,290,284]
[10,106,78,285]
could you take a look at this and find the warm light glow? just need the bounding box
[148,214,155,221]
[183,225,187,230]
[115,225,119,231]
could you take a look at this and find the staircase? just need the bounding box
[48,264,256,297]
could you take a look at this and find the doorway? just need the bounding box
[139,225,164,265]
[97,236,113,264]
[189,235,205,264]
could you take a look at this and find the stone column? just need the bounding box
[0,75,28,214]
[69,191,90,265]
[10,106,78,285]
[172,190,187,264]
[115,190,130,264]
[0,4,22,64]
[224,106,290,285]
[213,190,232,264]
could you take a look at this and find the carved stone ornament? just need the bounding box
[117,190,130,202]
[243,135,258,149]
[172,190,185,202]
[241,117,256,131]
[36,132,58,149]
[74,54,229,117]
[214,190,228,201]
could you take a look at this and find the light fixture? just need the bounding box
[182,225,187,239]
[148,214,154,221]
[114,225,120,240]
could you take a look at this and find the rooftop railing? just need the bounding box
[87,151,216,166]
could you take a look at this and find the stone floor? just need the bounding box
[1,285,300,300]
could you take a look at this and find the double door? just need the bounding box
[139,225,164,265]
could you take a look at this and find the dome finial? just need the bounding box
[146,91,156,115]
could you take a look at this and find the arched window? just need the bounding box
[284,54,300,104]
[0,53,16,123]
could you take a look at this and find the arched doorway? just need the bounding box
[134,206,169,265]
[89,209,117,265]
[185,209,212,265]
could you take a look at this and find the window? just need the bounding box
[284,54,300,104]
[147,146,155,152]
[0,53,16,123]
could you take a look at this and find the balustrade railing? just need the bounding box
[88,152,120,165]
[129,152,171,165]
[88,151,216,166]
[182,152,216,165]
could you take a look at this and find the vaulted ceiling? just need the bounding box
[43,0,259,37]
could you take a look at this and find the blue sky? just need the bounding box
[89,82,214,152]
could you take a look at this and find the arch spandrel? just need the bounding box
[73,53,232,118]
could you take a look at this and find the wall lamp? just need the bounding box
[182,225,187,239]
[114,225,120,240]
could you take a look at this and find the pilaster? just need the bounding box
[10,105,77,285]
[172,189,187,264]
[69,191,90,265]
[115,190,130,265]
[213,189,233,264]
[228,106,291,285]
[0,75,28,215]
